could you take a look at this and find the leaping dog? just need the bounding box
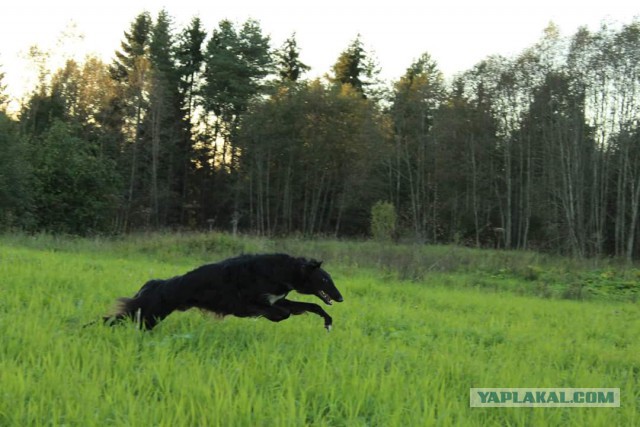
[103,254,343,331]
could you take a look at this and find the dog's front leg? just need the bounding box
[275,299,333,331]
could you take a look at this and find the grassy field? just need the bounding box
[0,233,638,426]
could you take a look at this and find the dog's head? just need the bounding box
[296,259,343,305]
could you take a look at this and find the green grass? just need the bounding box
[4,231,639,301]
[1,234,639,425]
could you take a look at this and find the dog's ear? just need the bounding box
[310,259,322,269]
[301,259,322,274]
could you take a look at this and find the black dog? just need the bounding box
[104,254,343,331]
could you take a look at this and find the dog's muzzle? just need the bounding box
[316,290,343,305]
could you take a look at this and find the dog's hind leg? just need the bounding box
[261,306,291,322]
[229,303,291,322]
[135,308,143,328]
[103,310,164,330]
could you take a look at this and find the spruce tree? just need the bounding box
[276,33,310,83]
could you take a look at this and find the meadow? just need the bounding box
[0,233,638,426]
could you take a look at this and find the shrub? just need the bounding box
[370,201,396,242]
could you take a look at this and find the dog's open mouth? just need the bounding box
[316,290,333,305]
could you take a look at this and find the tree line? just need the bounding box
[2,12,640,259]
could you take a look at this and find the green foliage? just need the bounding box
[0,236,637,426]
[30,120,120,234]
[176,16,206,117]
[146,9,191,226]
[5,232,637,302]
[330,35,377,97]
[149,10,175,74]
[276,33,310,82]
[110,12,152,81]
[388,54,448,241]
[49,58,115,129]
[202,19,272,119]
[0,114,32,228]
[370,201,396,241]
[176,17,206,80]
[9,11,640,260]
[238,79,389,235]
[392,52,446,120]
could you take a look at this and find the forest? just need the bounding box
[1,11,640,259]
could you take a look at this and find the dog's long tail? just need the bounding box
[83,297,140,329]
[103,279,169,330]
[103,297,144,327]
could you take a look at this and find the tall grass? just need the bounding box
[0,235,638,425]
[3,231,638,301]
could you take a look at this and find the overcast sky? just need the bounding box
[1,0,638,107]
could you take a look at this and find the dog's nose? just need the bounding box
[335,296,344,302]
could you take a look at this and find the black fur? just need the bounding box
[104,254,343,331]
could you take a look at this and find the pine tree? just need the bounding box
[176,16,206,124]
[202,19,272,162]
[276,33,310,83]
[174,16,207,225]
[330,35,377,97]
[145,9,192,226]
[110,12,152,81]
[110,12,152,230]
[147,9,179,225]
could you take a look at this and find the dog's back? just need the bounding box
[175,254,297,313]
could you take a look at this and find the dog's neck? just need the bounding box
[279,280,295,291]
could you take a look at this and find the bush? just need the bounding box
[30,120,121,234]
[370,201,396,242]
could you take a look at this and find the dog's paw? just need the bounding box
[325,324,332,332]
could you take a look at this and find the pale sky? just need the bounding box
[1,0,638,109]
